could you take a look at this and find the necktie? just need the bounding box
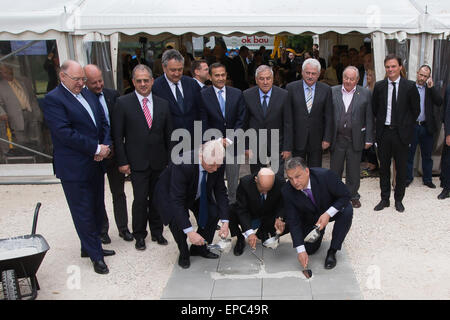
[262,94,268,117]
[218,89,226,118]
[260,193,266,206]
[98,93,110,125]
[198,170,208,229]
[175,82,185,113]
[142,97,153,129]
[306,87,313,113]
[304,188,316,206]
[391,81,397,126]
[9,80,32,112]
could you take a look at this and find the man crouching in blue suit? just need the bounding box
[282,157,353,270]
[42,60,114,275]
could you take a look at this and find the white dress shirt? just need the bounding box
[134,91,154,118]
[164,73,184,101]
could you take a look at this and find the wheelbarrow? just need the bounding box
[0,203,50,300]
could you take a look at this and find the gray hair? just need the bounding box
[162,49,185,67]
[201,139,225,165]
[343,66,360,79]
[285,157,308,172]
[302,58,321,73]
[255,65,274,78]
[60,60,81,72]
[132,64,153,79]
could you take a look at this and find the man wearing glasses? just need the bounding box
[42,60,114,275]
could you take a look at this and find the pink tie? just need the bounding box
[142,97,153,129]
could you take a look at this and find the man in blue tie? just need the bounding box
[154,139,230,269]
[200,63,246,205]
[42,60,113,274]
[84,64,133,244]
[282,157,353,270]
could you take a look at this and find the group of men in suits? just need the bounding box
[40,49,449,275]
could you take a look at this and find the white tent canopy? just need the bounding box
[0,0,449,84]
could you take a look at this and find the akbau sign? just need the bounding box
[223,36,275,50]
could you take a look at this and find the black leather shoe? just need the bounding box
[395,201,405,212]
[405,180,412,187]
[100,233,111,244]
[92,259,109,274]
[178,256,191,269]
[190,246,219,259]
[135,238,146,251]
[324,249,337,269]
[423,181,436,189]
[233,236,245,256]
[119,230,134,241]
[81,249,116,258]
[438,189,450,200]
[151,235,168,245]
[374,199,390,211]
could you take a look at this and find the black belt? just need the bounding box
[416,121,426,126]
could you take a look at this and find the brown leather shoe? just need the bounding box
[351,199,361,208]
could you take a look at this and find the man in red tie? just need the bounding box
[112,64,173,251]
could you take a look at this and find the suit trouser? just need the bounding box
[407,124,434,183]
[130,167,164,240]
[61,166,105,262]
[225,163,240,204]
[101,157,128,234]
[377,127,409,202]
[169,201,220,259]
[304,203,353,254]
[440,143,450,190]
[330,137,362,200]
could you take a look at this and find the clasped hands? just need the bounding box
[94,144,111,161]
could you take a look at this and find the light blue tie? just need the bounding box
[98,93,110,125]
[306,87,313,113]
[218,89,226,118]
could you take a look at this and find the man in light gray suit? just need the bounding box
[330,66,374,208]
[243,65,293,176]
[0,64,43,160]
[287,58,333,167]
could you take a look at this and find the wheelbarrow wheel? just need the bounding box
[1,269,21,300]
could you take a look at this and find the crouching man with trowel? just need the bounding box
[282,157,353,272]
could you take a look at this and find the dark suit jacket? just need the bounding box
[243,85,293,154]
[372,78,420,145]
[445,86,450,137]
[421,85,443,135]
[154,152,229,230]
[330,85,374,152]
[230,55,249,91]
[282,167,351,248]
[234,174,285,232]
[42,85,110,181]
[112,92,172,171]
[286,80,333,151]
[152,75,202,142]
[200,85,246,154]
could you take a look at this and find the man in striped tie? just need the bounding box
[113,64,173,251]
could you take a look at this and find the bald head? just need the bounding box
[255,168,275,194]
[84,64,104,94]
[59,60,86,95]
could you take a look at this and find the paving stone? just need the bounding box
[312,291,363,300]
[212,279,262,298]
[262,277,312,298]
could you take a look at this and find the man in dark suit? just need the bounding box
[243,65,292,176]
[154,140,230,269]
[287,58,333,167]
[42,60,114,274]
[200,62,246,204]
[438,85,450,200]
[230,46,250,91]
[330,66,374,209]
[406,65,443,188]
[372,54,420,212]
[230,168,287,256]
[152,49,203,152]
[84,64,133,244]
[113,64,172,251]
[283,157,353,270]
[358,53,374,88]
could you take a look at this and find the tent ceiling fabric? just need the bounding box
[0,0,448,36]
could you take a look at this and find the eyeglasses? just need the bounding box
[63,72,87,83]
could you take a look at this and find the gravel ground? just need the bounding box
[0,174,449,300]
